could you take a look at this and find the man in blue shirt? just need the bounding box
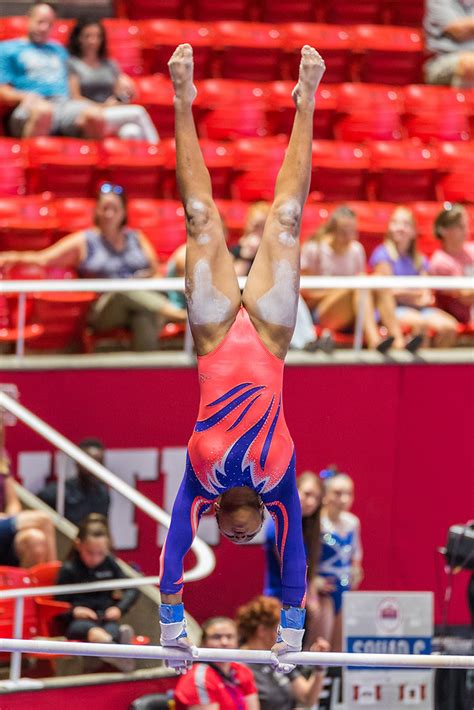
[0,3,101,137]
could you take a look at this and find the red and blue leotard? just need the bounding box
[160,307,306,607]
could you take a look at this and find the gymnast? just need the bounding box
[159,43,326,673]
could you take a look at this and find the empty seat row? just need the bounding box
[0,17,425,83]
[0,135,472,205]
[114,0,425,26]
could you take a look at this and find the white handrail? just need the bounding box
[0,275,472,294]
[0,575,162,601]
[0,392,215,586]
[0,639,472,670]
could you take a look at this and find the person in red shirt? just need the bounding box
[428,204,474,324]
[174,616,259,710]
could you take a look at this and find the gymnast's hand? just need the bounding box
[159,603,198,674]
[271,606,306,674]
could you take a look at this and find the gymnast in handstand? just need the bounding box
[159,43,326,672]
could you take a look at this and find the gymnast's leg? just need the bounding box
[168,44,241,356]
[243,46,325,359]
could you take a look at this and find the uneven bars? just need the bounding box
[0,639,472,669]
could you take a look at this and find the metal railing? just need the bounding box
[1,275,472,355]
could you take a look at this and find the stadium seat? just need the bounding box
[311,140,371,201]
[436,141,474,203]
[213,21,283,81]
[102,19,144,76]
[282,23,355,83]
[0,16,72,43]
[354,25,424,85]
[346,200,395,257]
[334,83,404,141]
[410,201,443,257]
[100,138,166,198]
[231,136,287,201]
[0,195,58,251]
[135,75,176,139]
[162,138,235,199]
[140,19,214,78]
[403,85,470,142]
[31,290,96,352]
[54,197,96,238]
[127,199,186,260]
[26,137,99,197]
[260,0,317,23]
[300,200,334,240]
[117,0,184,20]
[214,198,250,244]
[0,567,38,641]
[197,80,267,140]
[0,265,46,349]
[460,88,474,133]
[323,0,385,24]
[385,0,425,27]
[29,561,62,587]
[369,140,439,202]
[191,0,253,21]
[266,82,338,139]
[0,138,28,196]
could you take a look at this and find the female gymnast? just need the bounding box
[159,43,326,673]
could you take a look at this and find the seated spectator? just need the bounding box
[313,472,363,653]
[370,206,458,347]
[0,3,101,138]
[0,183,187,351]
[428,204,474,323]
[231,202,270,277]
[174,616,258,709]
[38,437,109,526]
[67,19,159,143]
[424,0,474,87]
[236,595,329,710]
[264,471,324,650]
[301,206,408,352]
[57,513,138,673]
[0,424,57,567]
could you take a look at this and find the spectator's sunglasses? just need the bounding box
[99,183,124,196]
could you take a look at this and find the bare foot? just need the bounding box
[292,45,326,109]
[168,43,197,104]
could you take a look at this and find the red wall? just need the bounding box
[2,364,473,626]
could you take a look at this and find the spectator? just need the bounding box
[0,423,57,567]
[0,183,187,351]
[301,206,414,352]
[424,0,474,87]
[38,437,109,526]
[370,206,458,347]
[0,3,101,138]
[313,472,363,652]
[57,513,138,673]
[67,18,159,143]
[429,204,474,324]
[263,471,324,649]
[236,595,329,710]
[174,616,259,709]
[231,202,270,277]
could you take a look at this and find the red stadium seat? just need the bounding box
[197,80,267,140]
[0,16,72,43]
[266,82,338,139]
[0,138,27,196]
[300,200,334,240]
[214,198,250,244]
[162,137,235,199]
[334,83,404,141]
[0,567,38,641]
[260,0,317,23]
[410,201,443,257]
[191,0,253,21]
[54,197,96,238]
[346,200,395,257]
[102,19,144,76]
[311,140,371,201]
[436,141,474,203]
[385,0,425,27]
[460,88,474,133]
[213,22,283,82]
[0,195,58,251]
[100,138,166,198]
[117,0,184,20]
[369,140,439,202]
[140,19,214,78]
[323,0,385,24]
[135,75,176,139]
[354,25,424,85]
[31,290,96,352]
[128,199,186,260]
[231,137,287,201]
[282,23,355,83]
[29,561,62,587]
[26,137,99,197]
[403,85,470,142]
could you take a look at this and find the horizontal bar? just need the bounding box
[0,276,471,295]
[0,575,162,601]
[0,639,472,669]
